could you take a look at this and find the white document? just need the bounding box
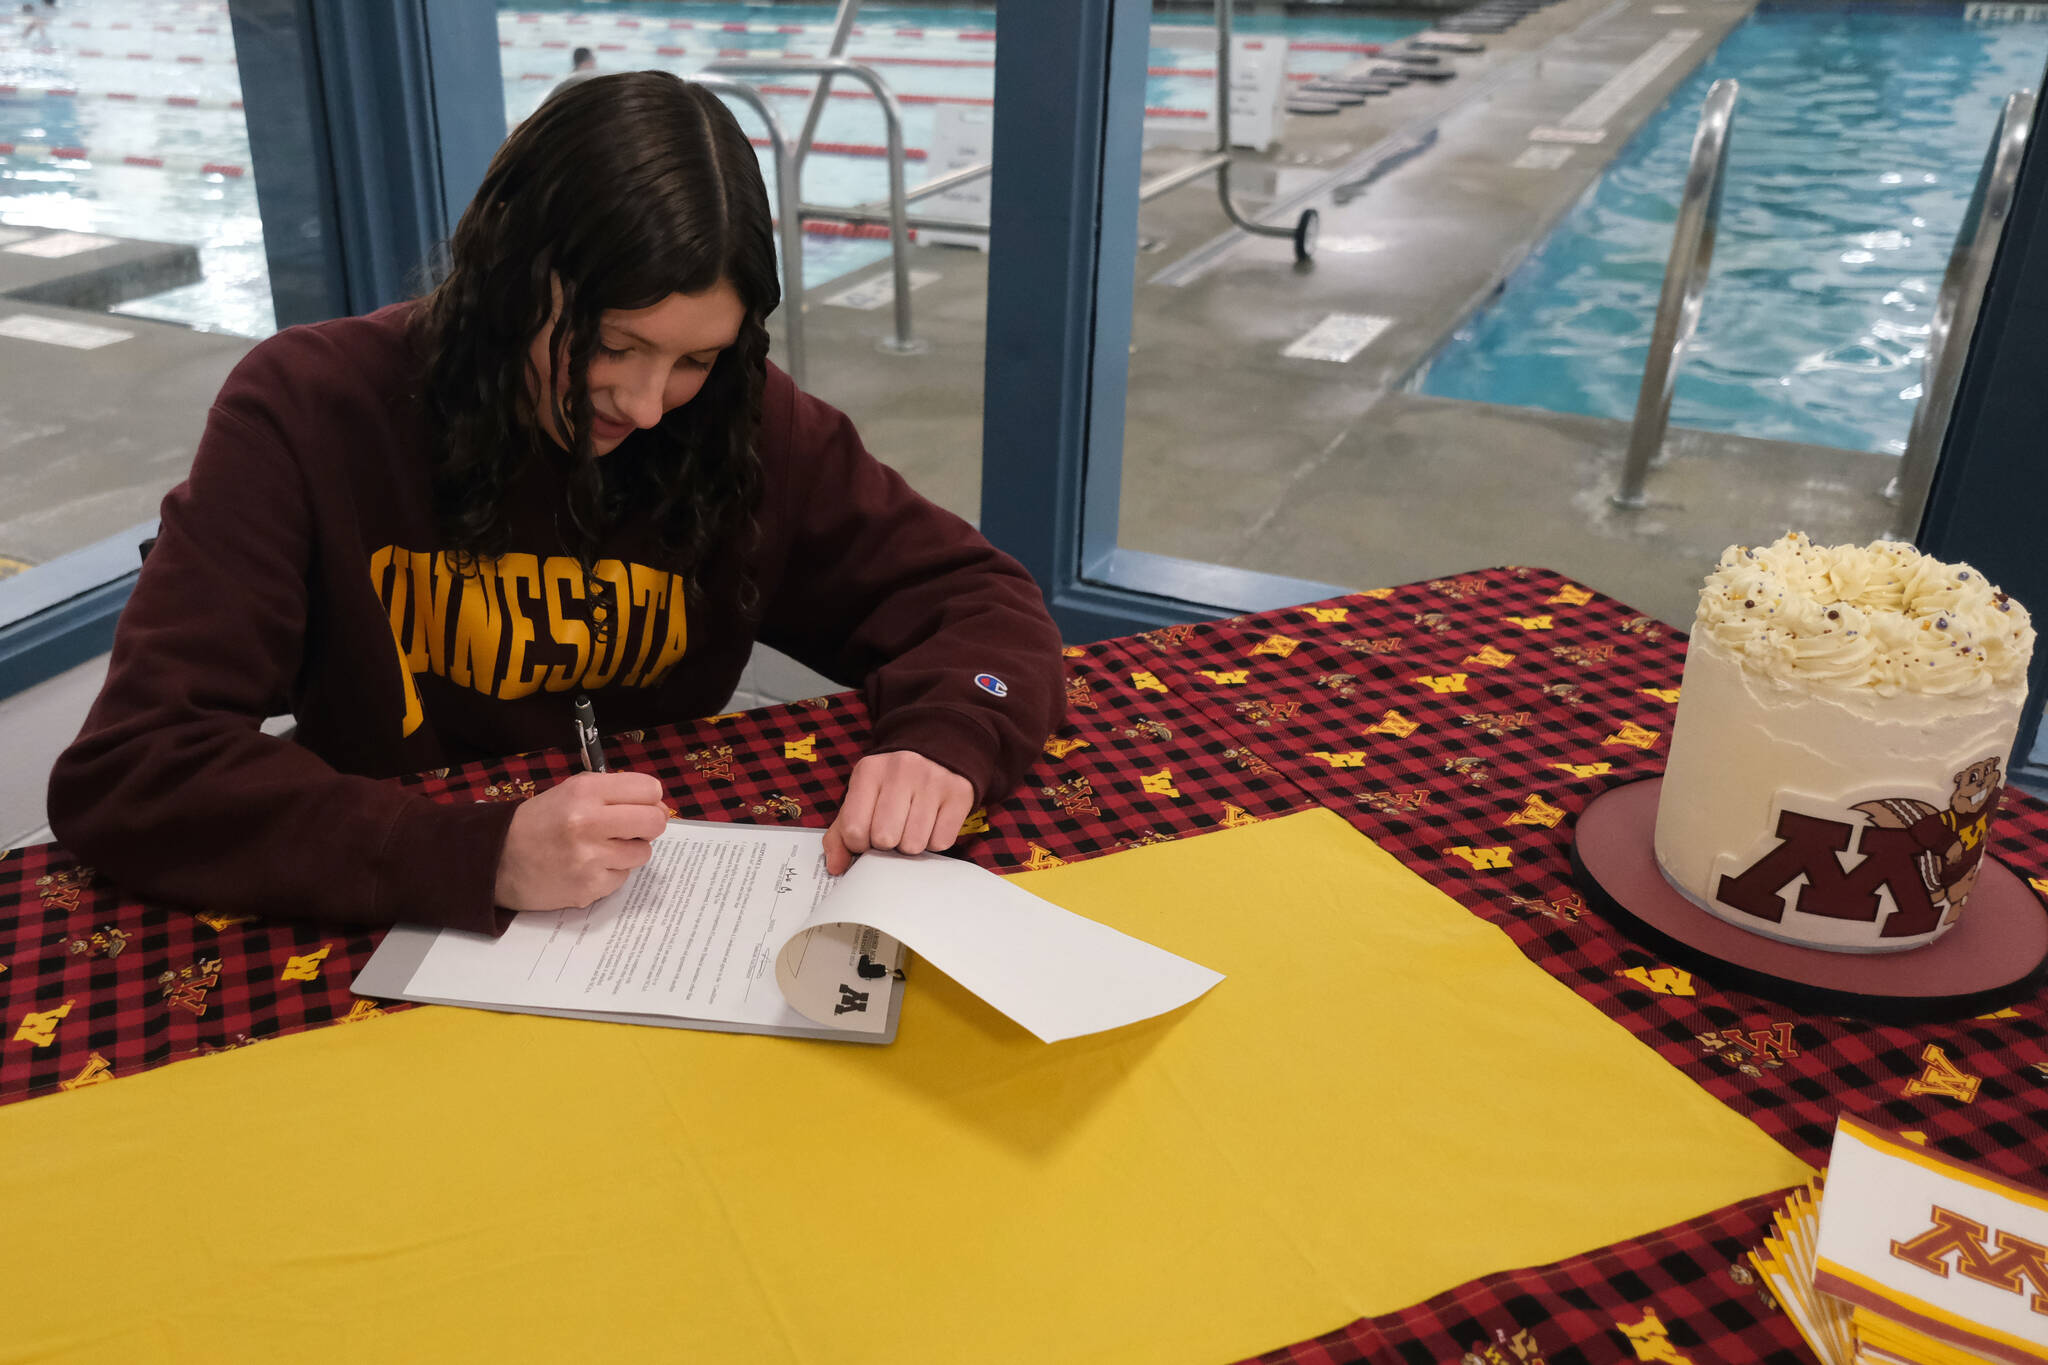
[393,822,897,1038]
[357,820,1224,1046]
[1142,28,1286,151]
[811,847,1224,1043]
[1227,36,1286,152]
[919,104,992,250]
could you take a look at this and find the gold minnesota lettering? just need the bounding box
[371,547,690,736]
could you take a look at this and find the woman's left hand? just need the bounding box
[823,750,977,876]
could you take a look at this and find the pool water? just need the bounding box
[1418,3,2048,458]
[0,1,1420,340]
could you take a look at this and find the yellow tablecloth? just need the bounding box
[0,810,1808,1364]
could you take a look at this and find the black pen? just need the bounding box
[572,694,607,773]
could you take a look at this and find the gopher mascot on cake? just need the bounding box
[1852,756,2005,919]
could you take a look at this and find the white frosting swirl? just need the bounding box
[1694,532,2035,698]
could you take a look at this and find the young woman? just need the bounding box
[47,72,1065,935]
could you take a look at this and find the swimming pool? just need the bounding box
[1417,2,2048,458]
[0,1,1421,340]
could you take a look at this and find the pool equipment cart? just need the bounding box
[1886,89,2034,539]
[1137,0,1320,264]
[1611,79,1738,511]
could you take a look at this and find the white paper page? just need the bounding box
[775,850,1223,1043]
[404,823,897,1035]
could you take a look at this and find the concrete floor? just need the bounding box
[0,301,247,565]
[790,0,1891,629]
[3,0,2027,843]
[0,229,240,570]
[1227,392,1900,628]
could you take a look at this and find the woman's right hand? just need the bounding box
[494,771,671,911]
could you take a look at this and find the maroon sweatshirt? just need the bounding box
[47,303,1064,935]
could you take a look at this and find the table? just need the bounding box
[4,565,2044,1365]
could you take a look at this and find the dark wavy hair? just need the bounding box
[412,72,777,608]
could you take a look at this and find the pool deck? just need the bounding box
[0,228,201,313]
[0,228,224,568]
[0,299,246,568]
[792,0,1920,635]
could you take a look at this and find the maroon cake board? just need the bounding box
[1571,778,2048,1023]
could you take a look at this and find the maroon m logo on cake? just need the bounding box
[1713,759,2004,942]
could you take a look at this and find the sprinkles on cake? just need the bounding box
[1694,532,2035,698]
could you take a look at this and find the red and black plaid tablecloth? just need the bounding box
[4,565,2044,1365]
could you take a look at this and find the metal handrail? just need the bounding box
[796,202,989,235]
[898,160,994,207]
[1611,78,1738,509]
[793,0,861,173]
[705,56,922,352]
[1886,89,2033,538]
[689,75,806,389]
[814,158,993,229]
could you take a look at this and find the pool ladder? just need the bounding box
[703,0,1320,384]
[1885,89,2033,539]
[1610,79,1737,510]
[1611,82,2034,527]
[703,0,996,378]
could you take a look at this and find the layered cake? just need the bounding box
[1654,533,2036,952]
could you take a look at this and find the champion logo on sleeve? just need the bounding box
[974,673,1009,697]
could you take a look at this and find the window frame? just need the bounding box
[977,0,1343,645]
[0,0,503,697]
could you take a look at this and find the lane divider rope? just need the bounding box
[0,140,245,175]
[0,84,242,111]
[41,13,1383,58]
